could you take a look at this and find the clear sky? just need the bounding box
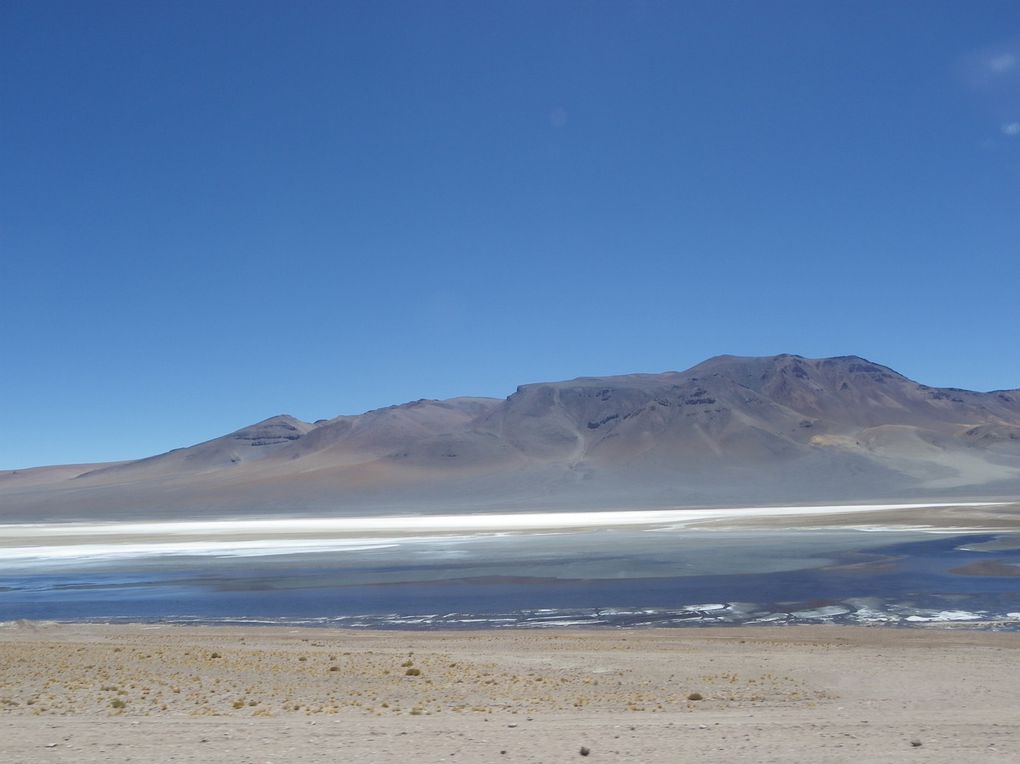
[2,1,1019,469]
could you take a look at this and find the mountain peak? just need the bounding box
[230,415,316,446]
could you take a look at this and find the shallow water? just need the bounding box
[2,524,1019,629]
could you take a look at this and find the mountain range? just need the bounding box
[3,354,1020,520]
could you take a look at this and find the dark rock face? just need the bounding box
[3,355,1020,519]
[232,416,314,447]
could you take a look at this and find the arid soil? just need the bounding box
[1,622,1018,762]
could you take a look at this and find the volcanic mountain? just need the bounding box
[3,355,1019,520]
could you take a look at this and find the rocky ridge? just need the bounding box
[2,355,1018,519]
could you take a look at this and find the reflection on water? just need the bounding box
[1,528,1019,629]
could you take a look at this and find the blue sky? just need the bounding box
[2,1,1019,469]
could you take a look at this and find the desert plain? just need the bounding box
[1,621,1018,763]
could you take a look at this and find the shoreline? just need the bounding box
[5,617,1020,637]
[5,615,1020,631]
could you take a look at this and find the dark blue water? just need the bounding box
[2,532,1019,628]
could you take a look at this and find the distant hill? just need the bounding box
[3,355,1019,520]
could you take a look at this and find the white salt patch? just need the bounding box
[852,608,898,623]
[0,538,403,564]
[748,613,788,623]
[450,618,517,623]
[790,606,851,619]
[683,603,728,612]
[905,610,983,622]
[0,502,1000,539]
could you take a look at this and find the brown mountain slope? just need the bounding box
[2,355,1018,520]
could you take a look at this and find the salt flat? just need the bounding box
[0,502,1010,564]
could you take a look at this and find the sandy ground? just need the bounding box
[1,623,1019,762]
